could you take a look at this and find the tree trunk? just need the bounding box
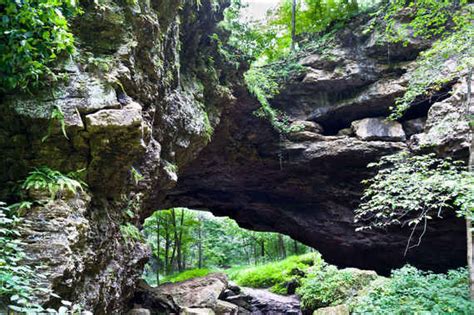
[293,239,298,255]
[156,217,160,285]
[278,234,286,258]
[177,209,185,272]
[198,217,203,269]
[164,221,170,275]
[253,240,258,265]
[170,209,178,273]
[291,0,297,51]
[466,68,473,299]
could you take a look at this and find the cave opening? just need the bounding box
[139,208,312,288]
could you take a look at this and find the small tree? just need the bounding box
[355,152,474,255]
[291,0,297,51]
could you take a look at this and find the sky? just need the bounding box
[243,0,280,20]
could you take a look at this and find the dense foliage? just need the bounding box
[142,209,309,286]
[0,203,45,313]
[0,0,80,92]
[352,266,474,314]
[355,152,474,253]
[244,63,306,133]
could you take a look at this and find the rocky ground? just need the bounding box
[129,273,302,315]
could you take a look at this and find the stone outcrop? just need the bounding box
[132,273,234,314]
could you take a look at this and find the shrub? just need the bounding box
[355,152,474,254]
[352,265,474,314]
[0,0,81,92]
[297,266,378,311]
[227,253,320,294]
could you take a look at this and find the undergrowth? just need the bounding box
[245,61,306,134]
[226,253,319,294]
[0,203,47,313]
[298,266,377,311]
[352,266,474,314]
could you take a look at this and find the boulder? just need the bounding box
[86,102,143,131]
[337,128,353,136]
[224,294,255,311]
[313,304,349,315]
[135,273,229,312]
[351,117,406,141]
[287,131,327,142]
[214,300,238,315]
[220,289,238,299]
[410,79,471,156]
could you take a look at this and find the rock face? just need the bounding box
[0,0,238,313]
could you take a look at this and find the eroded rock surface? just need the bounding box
[133,273,301,315]
[162,15,469,274]
[0,0,238,312]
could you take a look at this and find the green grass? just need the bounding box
[161,268,212,284]
[226,253,321,294]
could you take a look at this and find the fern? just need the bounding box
[22,167,87,200]
[42,106,69,142]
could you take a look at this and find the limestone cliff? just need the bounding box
[0,0,237,312]
[0,1,471,313]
